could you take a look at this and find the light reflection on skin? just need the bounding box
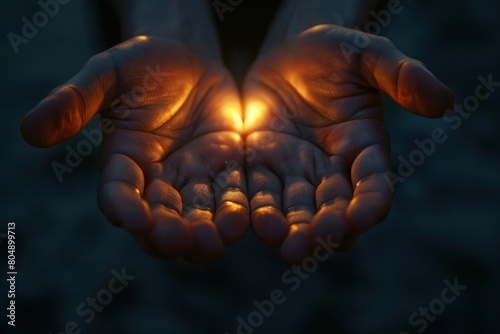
[243,101,267,132]
[222,103,244,133]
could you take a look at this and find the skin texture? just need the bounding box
[243,25,453,263]
[21,37,249,263]
[20,25,453,264]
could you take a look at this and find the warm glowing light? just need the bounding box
[219,98,243,132]
[287,72,311,101]
[244,101,267,131]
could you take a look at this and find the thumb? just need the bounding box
[21,52,116,147]
[360,35,453,118]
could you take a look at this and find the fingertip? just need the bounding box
[134,235,162,257]
[346,193,391,234]
[20,106,56,148]
[310,207,349,246]
[214,203,250,246]
[150,208,192,258]
[251,207,289,247]
[189,220,225,263]
[98,181,152,235]
[368,39,454,118]
[21,86,85,147]
[280,224,312,265]
[123,200,152,235]
[20,112,38,147]
[398,60,454,118]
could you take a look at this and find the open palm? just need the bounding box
[21,36,249,263]
[243,25,453,263]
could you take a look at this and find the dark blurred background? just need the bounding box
[1,0,499,333]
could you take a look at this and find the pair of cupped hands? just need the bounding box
[21,25,453,264]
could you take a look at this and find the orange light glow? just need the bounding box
[219,98,243,132]
[244,101,266,131]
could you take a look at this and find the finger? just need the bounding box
[248,166,288,247]
[144,178,192,257]
[360,35,453,117]
[310,206,349,250]
[188,220,225,263]
[181,181,215,223]
[97,154,151,235]
[144,178,183,215]
[346,144,393,233]
[311,173,352,246]
[21,52,116,147]
[280,223,312,264]
[280,176,316,264]
[180,181,225,262]
[149,205,192,258]
[142,165,193,258]
[212,162,250,246]
[314,172,352,210]
[283,176,316,225]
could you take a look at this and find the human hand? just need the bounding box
[21,36,249,263]
[243,25,453,263]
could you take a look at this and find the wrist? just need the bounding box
[115,0,221,61]
[261,0,367,52]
